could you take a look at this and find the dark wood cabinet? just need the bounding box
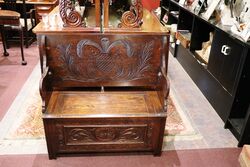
[207,31,227,81]
[160,0,250,147]
[225,51,250,146]
[208,30,244,94]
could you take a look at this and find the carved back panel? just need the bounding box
[43,34,165,88]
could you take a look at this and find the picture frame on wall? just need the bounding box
[202,0,221,20]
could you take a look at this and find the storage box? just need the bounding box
[43,91,167,159]
[176,30,191,48]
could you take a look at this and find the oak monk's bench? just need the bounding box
[33,0,170,159]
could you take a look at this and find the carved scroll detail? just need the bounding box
[57,38,154,82]
[65,126,147,144]
[39,35,50,113]
[59,0,84,27]
[119,0,143,28]
[39,67,49,113]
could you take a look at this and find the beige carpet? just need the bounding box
[0,63,201,154]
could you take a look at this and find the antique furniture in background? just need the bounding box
[34,0,170,159]
[0,0,37,48]
[32,0,58,22]
[0,0,58,47]
[0,10,26,65]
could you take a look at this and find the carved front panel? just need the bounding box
[55,124,154,152]
[62,125,151,145]
[46,35,162,87]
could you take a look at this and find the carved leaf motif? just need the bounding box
[69,128,95,142]
[65,127,146,144]
[124,40,154,80]
[77,38,134,57]
[120,128,141,140]
[139,40,154,73]
[57,38,154,82]
[58,44,72,65]
[77,40,102,58]
[57,44,79,75]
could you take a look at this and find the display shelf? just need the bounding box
[169,11,179,19]
[161,0,250,147]
[192,51,208,67]
[225,52,250,147]
[228,118,244,137]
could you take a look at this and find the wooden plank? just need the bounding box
[45,91,164,118]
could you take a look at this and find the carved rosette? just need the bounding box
[59,0,85,27]
[118,0,143,28]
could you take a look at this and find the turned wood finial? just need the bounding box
[118,0,143,28]
[59,0,85,27]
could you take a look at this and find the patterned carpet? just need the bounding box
[6,91,189,139]
[7,91,44,139]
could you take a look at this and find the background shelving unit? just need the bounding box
[160,0,180,54]
[160,0,250,147]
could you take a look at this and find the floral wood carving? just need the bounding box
[59,0,85,27]
[118,0,143,28]
[63,126,149,144]
[57,37,154,82]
